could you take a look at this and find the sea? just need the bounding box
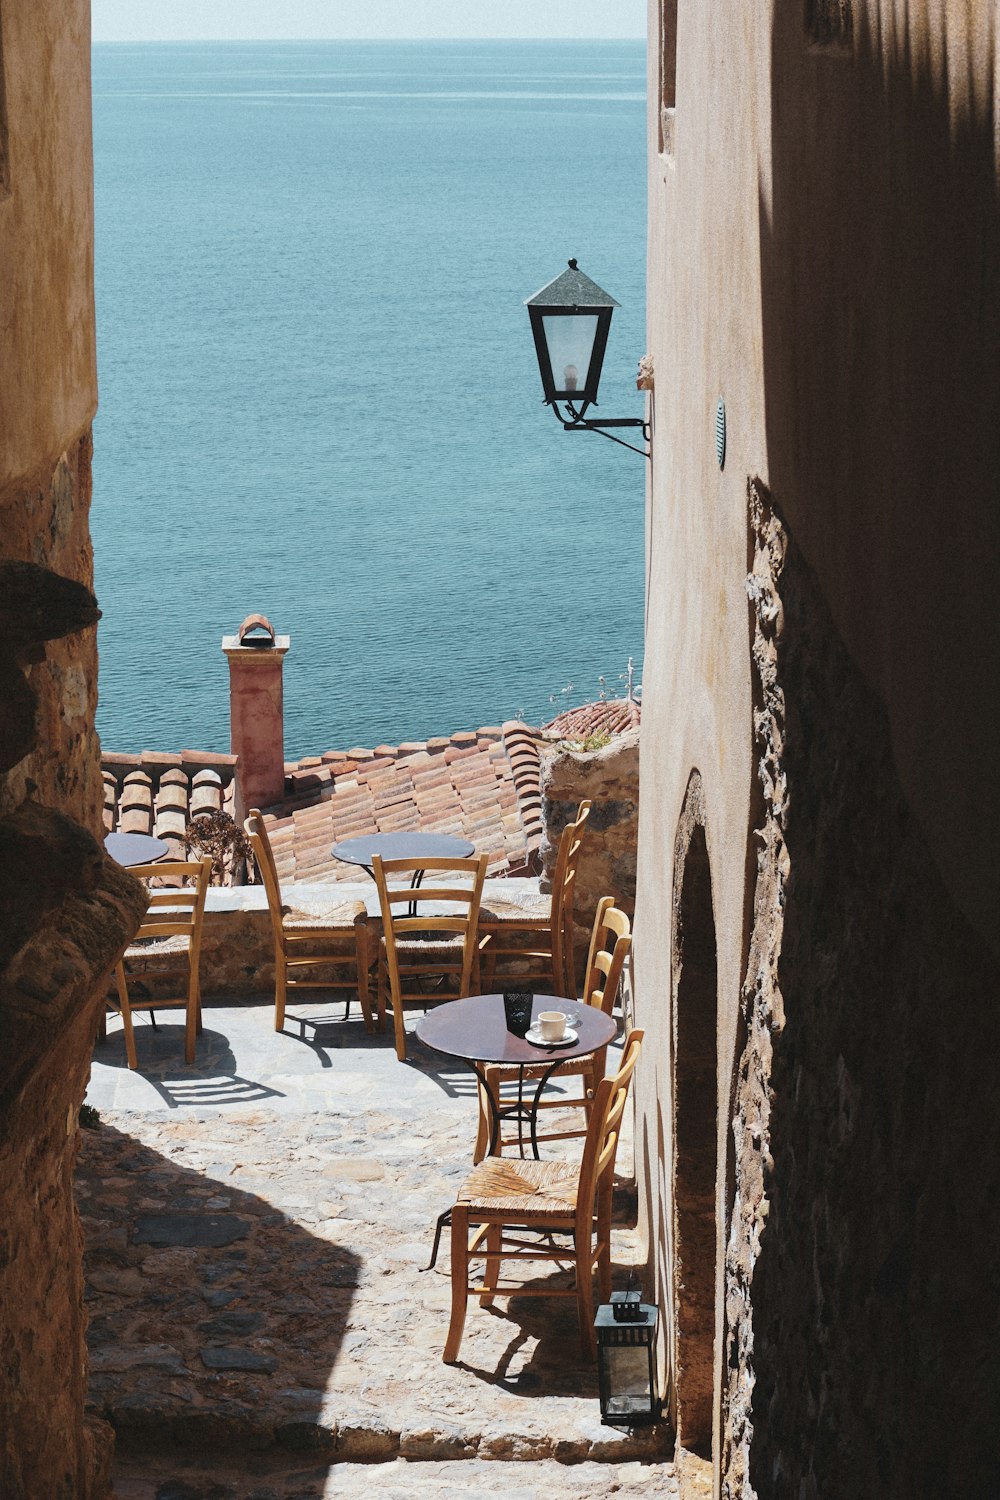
[90,40,647,760]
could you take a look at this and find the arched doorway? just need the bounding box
[671,772,719,1457]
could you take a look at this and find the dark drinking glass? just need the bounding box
[503,991,533,1038]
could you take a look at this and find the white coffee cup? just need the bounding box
[538,1010,567,1042]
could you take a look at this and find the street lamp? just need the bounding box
[525,260,650,457]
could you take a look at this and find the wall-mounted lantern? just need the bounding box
[525,260,650,457]
[595,1288,661,1426]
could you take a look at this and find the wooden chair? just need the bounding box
[106,856,212,1068]
[373,852,488,1062]
[444,1028,644,1363]
[473,897,632,1162]
[479,800,591,1000]
[244,809,373,1034]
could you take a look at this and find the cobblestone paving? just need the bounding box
[81,1001,673,1484]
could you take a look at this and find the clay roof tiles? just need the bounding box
[262,721,544,884]
[542,696,641,742]
[101,714,559,885]
[102,750,240,872]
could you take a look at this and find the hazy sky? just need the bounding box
[91,2,647,43]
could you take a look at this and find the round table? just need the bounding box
[332,832,476,916]
[332,831,475,875]
[415,993,617,1159]
[105,832,170,868]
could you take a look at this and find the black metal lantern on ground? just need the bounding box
[525,260,650,457]
[595,1288,660,1426]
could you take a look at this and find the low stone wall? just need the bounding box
[539,728,640,987]
[114,878,545,1003]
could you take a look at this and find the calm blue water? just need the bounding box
[91,41,646,759]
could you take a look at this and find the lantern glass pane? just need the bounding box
[603,1344,652,1420]
[542,313,599,398]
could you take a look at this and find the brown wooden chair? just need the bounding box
[479,800,591,1000]
[373,852,488,1062]
[105,856,212,1067]
[244,809,373,1034]
[473,897,632,1162]
[444,1028,644,1363]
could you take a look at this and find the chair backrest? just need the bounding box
[576,1029,644,1228]
[581,897,632,1015]
[244,809,285,943]
[547,800,591,992]
[547,799,591,918]
[130,857,212,951]
[372,853,488,997]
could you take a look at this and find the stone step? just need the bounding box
[113,1453,690,1500]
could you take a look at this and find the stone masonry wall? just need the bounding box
[0,7,146,1494]
[0,446,146,1499]
[722,482,1000,1500]
[0,436,104,831]
[540,728,639,988]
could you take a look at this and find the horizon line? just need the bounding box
[92,35,645,45]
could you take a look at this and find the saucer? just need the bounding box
[524,1025,578,1049]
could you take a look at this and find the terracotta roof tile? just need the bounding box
[254,721,545,882]
[542,696,641,741]
[105,714,548,888]
[101,747,243,883]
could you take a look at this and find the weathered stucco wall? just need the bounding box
[0,5,143,1497]
[636,0,1000,1492]
[540,729,640,987]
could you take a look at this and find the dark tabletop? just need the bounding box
[415,994,617,1066]
[104,832,170,868]
[332,832,475,867]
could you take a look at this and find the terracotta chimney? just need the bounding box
[221,614,290,810]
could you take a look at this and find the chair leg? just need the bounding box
[479,1223,502,1308]
[273,947,288,1031]
[575,1241,597,1359]
[596,1188,613,1305]
[392,996,407,1062]
[582,1056,601,1124]
[355,922,374,1033]
[376,957,388,1034]
[114,962,138,1071]
[473,1075,492,1165]
[185,967,198,1065]
[444,1204,470,1363]
[486,1070,503,1158]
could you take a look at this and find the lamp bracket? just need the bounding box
[553,399,650,459]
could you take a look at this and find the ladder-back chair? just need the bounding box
[244,809,373,1034]
[473,897,631,1161]
[444,1028,644,1363]
[479,800,591,1000]
[106,855,212,1067]
[373,852,488,1062]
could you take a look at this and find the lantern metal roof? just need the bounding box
[525,259,620,311]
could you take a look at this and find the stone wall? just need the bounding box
[0,804,144,1500]
[539,729,640,987]
[721,484,1000,1499]
[0,438,104,829]
[0,6,143,1496]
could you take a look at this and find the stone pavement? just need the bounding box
[111,1454,694,1499]
[81,997,685,1495]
